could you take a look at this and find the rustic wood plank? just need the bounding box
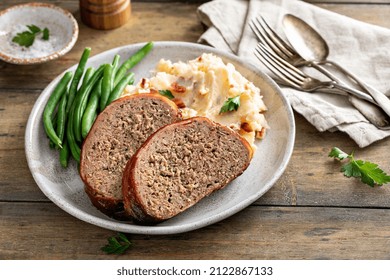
[0,90,39,150]
[2,91,390,207]
[310,0,389,3]
[1,0,390,260]
[317,4,390,27]
[0,1,203,90]
[0,2,389,90]
[257,113,390,208]
[133,1,390,3]
[1,202,390,259]
[0,90,48,201]
[0,150,48,201]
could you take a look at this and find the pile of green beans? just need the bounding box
[42,42,154,168]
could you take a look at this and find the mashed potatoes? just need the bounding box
[122,53,268,150]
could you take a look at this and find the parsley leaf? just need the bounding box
[27,24,41,34]
[42,28,50,40]
[328,147,349,160]
[159,89,175,100]
[219,95,241,114]
[12,31,36,47]
[329,147,390,187]
[101,233,132,254]
[12,25,50,47]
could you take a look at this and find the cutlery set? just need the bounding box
[251,14,390,129]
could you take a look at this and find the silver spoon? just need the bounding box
[282,14,390,118]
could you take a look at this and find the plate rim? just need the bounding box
[0,2,79,65]
[25,41,295,235]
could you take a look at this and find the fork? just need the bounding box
[254,43,375,103]
[255,43,390,129]
[250,16,305,66]
[250,16,373,101]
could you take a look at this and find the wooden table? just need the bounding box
[1,0,390,260]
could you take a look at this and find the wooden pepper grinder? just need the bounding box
[80,0,131,30]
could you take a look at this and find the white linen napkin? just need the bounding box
[197,0,390,147]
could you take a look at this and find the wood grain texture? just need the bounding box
[2,90,390,207]
[0,2,204,90]
[1,0,390,260]
[1,2,389,89]
[1,202,390,259]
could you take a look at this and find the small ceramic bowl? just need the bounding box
[0,2,78,65]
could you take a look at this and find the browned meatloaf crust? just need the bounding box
[80,94,181,217]
[122,116,253,224]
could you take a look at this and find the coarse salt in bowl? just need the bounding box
[0,2,78,65]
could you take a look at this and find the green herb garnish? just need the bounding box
[159,89,175,100]
[12,25,50,47]
[329,147,390,187]
[42,28,50,40]
[101,233,132,254]
[219,95,241,114]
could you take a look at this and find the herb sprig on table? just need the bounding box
[329,147,390,187]
[12,24,50,47]
[101,233,132,254]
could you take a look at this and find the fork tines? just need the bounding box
[254,43,306,88]
[250,15,297,62]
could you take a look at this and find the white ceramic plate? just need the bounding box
[25,42,295,235]
[0,3,78,64]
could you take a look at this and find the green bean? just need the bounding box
[43,71,73,149]
[73,65,105,142]
[82,67,95,85]
[114,41,153,85]
[99,64,114,112]
[82,80,101,139]
[112,54,120,74]
[65,47,91,114]
[65,67,95,146]
[107,73,135,106]
[56,92,67,143]
[59,139,70,168]
[49,113,57,149]
[67,105,80,162]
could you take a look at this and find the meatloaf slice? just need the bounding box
[80,94,181,217]
[122,116,253,223]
